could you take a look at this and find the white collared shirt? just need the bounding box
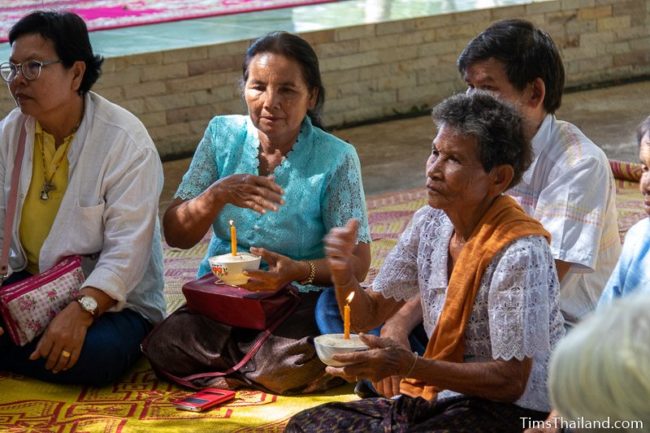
[0,92,166,323]
[509,114,621,325]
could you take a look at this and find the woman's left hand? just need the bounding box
[29,303,93,373]
[325,333,415,383]
[243,247,304,292]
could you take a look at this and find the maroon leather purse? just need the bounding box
[143,276,303,389]
[181,274,300,330]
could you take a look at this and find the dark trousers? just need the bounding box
[0,271,151,386]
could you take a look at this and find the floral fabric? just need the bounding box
[0,257,83,346]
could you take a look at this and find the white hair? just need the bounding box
[549,292,650,432]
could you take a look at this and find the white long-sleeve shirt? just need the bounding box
[0,92,165,323]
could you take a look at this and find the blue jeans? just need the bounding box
[0,271,152,386]
[315,288,428,355]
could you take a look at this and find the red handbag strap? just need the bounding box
[1,119,27,283]
[154,289,301,390]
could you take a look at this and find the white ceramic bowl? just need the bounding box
[208,252,261,286]
[314,333,368,367]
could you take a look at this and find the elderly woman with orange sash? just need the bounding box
[285,92,565,433]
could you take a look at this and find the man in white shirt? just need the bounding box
[378,19,620,400]
[458,19,620,326]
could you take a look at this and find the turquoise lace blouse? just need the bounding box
[175,115,371,290]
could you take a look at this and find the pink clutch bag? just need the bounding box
[0,256,84,346]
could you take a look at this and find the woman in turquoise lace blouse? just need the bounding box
[164,32,370,292]
[145,32,371,394]
[170,114,370,287]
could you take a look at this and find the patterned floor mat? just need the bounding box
[0,167,646,432]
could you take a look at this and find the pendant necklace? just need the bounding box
[38,119,80,200]
[39,140,68,201]
[38,107,83,200]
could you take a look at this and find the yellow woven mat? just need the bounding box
[0,358,357,432]
[1,177,645,432]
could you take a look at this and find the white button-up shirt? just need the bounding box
[509,114,621,325]
[0,92,166,323]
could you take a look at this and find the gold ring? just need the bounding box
[61,350,71,358]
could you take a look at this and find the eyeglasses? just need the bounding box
[0,59,61,82]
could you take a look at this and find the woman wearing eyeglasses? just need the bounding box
[0,11,165,385]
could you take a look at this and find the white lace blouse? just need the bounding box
[372,206,565,412]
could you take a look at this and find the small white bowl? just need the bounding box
[314,333,368,367]
[208,252,261,286]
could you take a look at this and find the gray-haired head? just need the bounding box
[431,91,532,189]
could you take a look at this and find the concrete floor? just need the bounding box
[161,79,649,212]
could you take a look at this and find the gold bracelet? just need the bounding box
[299,260,316,285]
[405,351,418,378]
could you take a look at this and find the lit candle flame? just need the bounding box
[346,292,355,303]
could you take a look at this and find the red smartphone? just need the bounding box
[172,388,236,412]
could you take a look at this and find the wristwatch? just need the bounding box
[76,295,98,317]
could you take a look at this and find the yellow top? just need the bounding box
[19,122,73,274]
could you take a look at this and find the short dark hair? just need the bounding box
[9,10,104,94]
[432,92,532,189]
[457,19,565,114]
[637,115,650,146]
[243,31,325,129]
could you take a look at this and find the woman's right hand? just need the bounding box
[214,174,284,214]
[164,174,285,249]
[324,219,359,287]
